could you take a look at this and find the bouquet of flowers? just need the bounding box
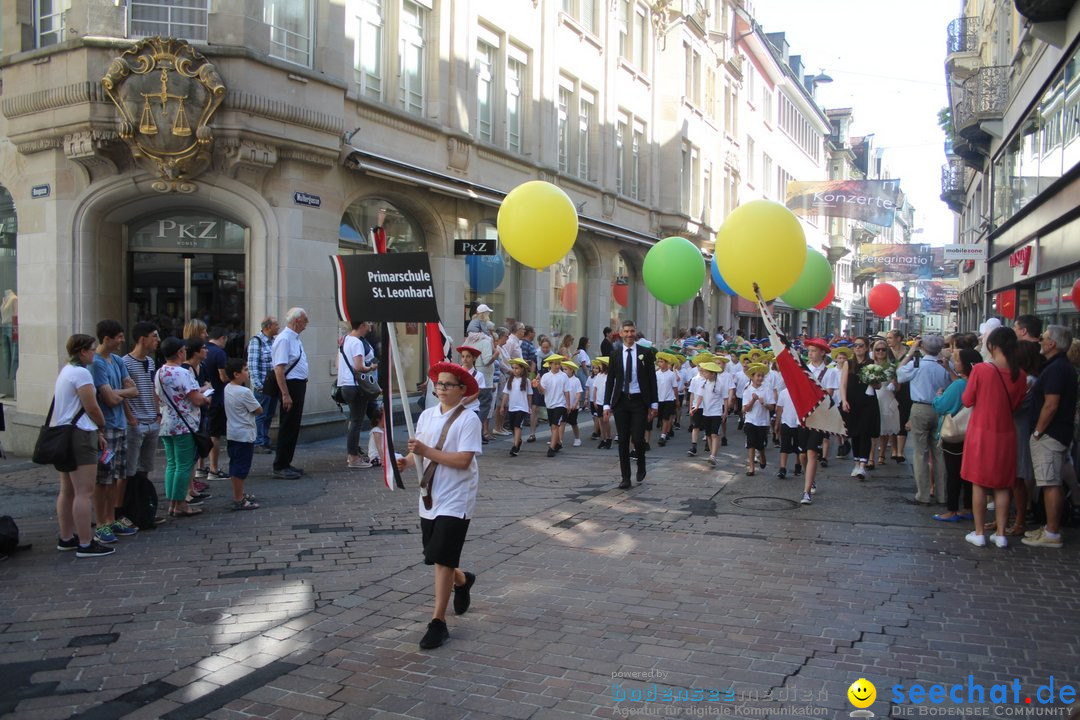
[859,363,889,387]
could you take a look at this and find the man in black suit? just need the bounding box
[603,320,658,489]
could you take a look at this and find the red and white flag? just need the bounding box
[755,285,846,435]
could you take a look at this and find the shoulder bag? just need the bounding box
[939,404,971,443]
[420,405,467,510]
[335,341,381,403]
[156,370,213,459]
[32,399,87,471]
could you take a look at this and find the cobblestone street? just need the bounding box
[1,421,1078,720]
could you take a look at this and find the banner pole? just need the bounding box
[386,322,424,488]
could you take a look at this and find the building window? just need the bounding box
[265,0,313,67]
[506,48,526,153]
[705,66,716,120]
[615,115,627,195]
[578,88,594,181]
[355,0,383,100]
[610,253,634,328]
[130,0,209,42]
[400,0,428,116]
[558,84,571,174]
[723,81,733,135]
[465,221,518,331]
[631,122,644,201]
[0,186,17,400]
[684,44,702,106]
[746,137,755,186]
[618,0,630,58]
[562,0,596,34]
[762,153,773,198]
[680,142,692,214]
[633,6,648,70]
[703,162,712,225]
[762,88,773,125]
[476,37,497,143]
[36,0,65,47]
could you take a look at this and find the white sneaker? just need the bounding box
[989,533,1008,548]
[800,492,812,505]
[964,531,987,547]
[573,438,582,447]
[850,466,861,477]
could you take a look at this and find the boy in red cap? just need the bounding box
[397,362,482,650]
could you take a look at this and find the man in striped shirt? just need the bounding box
[247,316,279,453]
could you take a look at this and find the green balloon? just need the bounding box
[643,236,707,306]
[780,250,833,309]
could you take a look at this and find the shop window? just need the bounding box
[550,249,583,341]
[610,253,634,330]
[339,198,426,390]
[130,0,209,42]
[0,187,17,400]
[463,221,517,333]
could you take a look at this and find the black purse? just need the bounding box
[32,400,86,472]
[157,370,213,459]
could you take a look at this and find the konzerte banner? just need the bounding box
[785,179,901,227]
[853,244,959,281]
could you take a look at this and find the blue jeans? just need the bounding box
[254,389,278,448]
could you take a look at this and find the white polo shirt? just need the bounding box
[271,326,308,380]
[742,384,772,426]
[415,403,483,520]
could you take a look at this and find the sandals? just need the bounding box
[892,455,906,463]
[526,434,536,443]
[865,462,876,471]
[169,508,202,517]
[231,498,261,511]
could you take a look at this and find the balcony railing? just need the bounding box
[953,65,1009,136]
[940,159,968,213]
[946,16,979,54]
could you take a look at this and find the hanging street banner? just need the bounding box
[914,280,960,314]
[853,244,959,281]
[330,252,440,323]
[785,179,902,227]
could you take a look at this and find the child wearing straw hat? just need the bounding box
[561,360,584,447]
[686,354,710,457]
[590,358,612,448]
[654,352,680,446]
[699,361,733,466]
[501,358,532,456]
[742,363,773,475]
[532,354,570,457]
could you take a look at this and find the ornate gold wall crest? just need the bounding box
[102,37,225,193]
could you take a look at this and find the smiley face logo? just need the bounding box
[848,678,876,709]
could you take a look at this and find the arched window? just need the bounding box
[463,221,518,334]
[549,249,583,340]
[0,186,18,400]
[339,198,426,390]
[609,252,634,329]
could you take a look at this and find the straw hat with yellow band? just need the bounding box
[593,356,610,366]
[542,353,566,367]
[560,359,579,372]
[745,362,769,376]
[698,361,725,374]
[830,346,854,360]
[508,357,530,368]
[738,353,754,365]
[761,353,775,364]
[656,351,679,365]
[691,353,715,367]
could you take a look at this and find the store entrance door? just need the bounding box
[127,213,247,351]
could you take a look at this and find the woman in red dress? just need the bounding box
[961,327,1028,548]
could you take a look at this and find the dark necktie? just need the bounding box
[624,347,633,393]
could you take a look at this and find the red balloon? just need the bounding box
[996,289,1016,319]
[561,281,578,312]
[868,283,902,318]
[611,282,629,308]
[813,284,835,311]
[1070,278,1080,312]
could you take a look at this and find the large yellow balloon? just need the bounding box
[497,181,579,269]
[715,200,807,301]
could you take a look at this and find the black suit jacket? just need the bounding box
[604,343,658,408]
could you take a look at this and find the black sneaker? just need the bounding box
[794,464,802,476]
[57,535,79,551]
[819,458,829,468]
[555,443,563,451]
[547,448,557,458]
[629,449,638,459]
[777,468,787,479]
[419,619,449,649]
[721,436,728,446]
[75,539,115,558]
[687,446,697,457]
[657,436,666,447]
[453,571,476,615]
[510,446,520,457]
[644,443,652,452]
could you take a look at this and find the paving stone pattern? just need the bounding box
[1,421,1077,719]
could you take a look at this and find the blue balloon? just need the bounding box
[466,253,505,294]
[711,255,735,296]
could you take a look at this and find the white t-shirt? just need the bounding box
[679,364,695,391]
[225,383,262,442]
[733,367,749,396]
[701,378,728,417]
[807,361,841,405]
[52,364,99,432]
[688,374,706,407]
[742,384,772,426]
[776,387,800,428]
[271,326,308,380]
[336,334,373,386]
[415,403,483,520]
[502,378,531,413]
[540,370,568,409]
[656,369,677,402]
[565,374,583,407]
[766,369,784,401]
[591,372,607,404]
[464,368,486,411]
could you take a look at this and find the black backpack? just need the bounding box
[122,476,159,531]
[0,515,20,557]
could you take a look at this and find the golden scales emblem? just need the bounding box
[103,37,225,192]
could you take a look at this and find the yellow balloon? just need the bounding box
[715,200,807,301]
[497,181,579,269]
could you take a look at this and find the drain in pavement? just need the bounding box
[681,498,718,517]
[730,496,800,511]
[185,610,231,625]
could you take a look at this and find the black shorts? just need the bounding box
[658,401,675,421]
[565,409,579,426]
[804,429,825,454]
[209,404,227,438]
[744,422,768,450]
[546,407,566,426]
[591,403,603,418]
[703,414,725,436]
[420,516,471,567]
[780,425,803,454]
[690,408,705,430]
[508,410,529,429]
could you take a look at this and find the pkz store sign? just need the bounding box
[130,215,245,252]
[157,219,220,248]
